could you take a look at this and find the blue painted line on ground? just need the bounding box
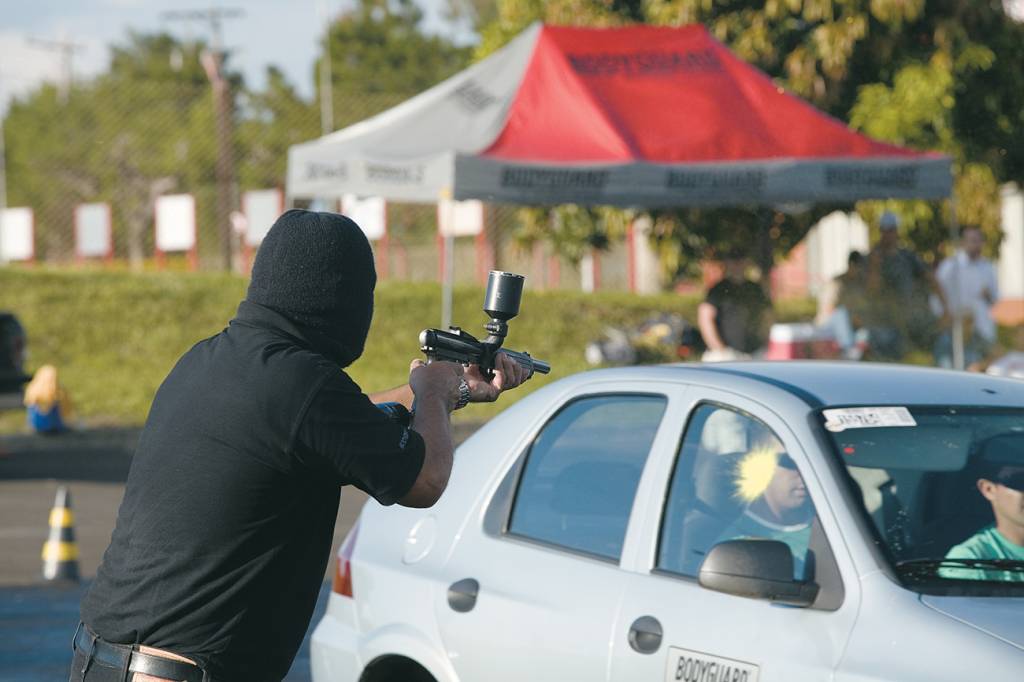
[0,581,329,681]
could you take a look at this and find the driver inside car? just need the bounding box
[941,433,1024,582]
[715,439,815,579]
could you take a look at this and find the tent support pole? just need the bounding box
[441,192,455,328]
[949,194,965,371]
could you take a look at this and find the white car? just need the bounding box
[312,362,1024,682]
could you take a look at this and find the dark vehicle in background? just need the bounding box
[0,312,28,410]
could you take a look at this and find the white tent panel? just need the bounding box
[287,23,541,202]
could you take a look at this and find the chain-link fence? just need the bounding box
[0,69,636,292]
[6,58,1015,372]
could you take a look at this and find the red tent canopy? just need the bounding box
[289,23,951,207]
[489,25,918,162]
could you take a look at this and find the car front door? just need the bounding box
[609,390,859,681]
[434,384,688,682]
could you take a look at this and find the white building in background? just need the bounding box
[803,211,871,295]
[998,183,1024,326]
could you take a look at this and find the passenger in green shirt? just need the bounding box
[942,434,1024,582]
[716,451,814,580]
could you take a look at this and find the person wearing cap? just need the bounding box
[940,434,1024,582]
[698,248,773,362]
[815,251,869,359]
[70,210,530,681]
[714,440,815,579]
[931,226,1000,371]
[864,211,948,361]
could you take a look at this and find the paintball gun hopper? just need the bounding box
[419,271,551,378]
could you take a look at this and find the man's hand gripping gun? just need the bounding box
[419,271,551,379]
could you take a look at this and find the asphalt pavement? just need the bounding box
[0,421,481,681]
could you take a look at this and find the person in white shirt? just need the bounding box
[932,227,1000,370]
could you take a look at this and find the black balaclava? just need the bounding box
[246,209,376,368]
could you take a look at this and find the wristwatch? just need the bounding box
[454,378,471,410]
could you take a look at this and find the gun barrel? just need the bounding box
[497,349,551,376]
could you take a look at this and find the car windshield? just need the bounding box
[819,406,1024,595]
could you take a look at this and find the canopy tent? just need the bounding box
[287,22,952,207]
[286,22,965,366]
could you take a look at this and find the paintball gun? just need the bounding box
[419,271,551,379]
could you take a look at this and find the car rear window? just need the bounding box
[507,394,666,561]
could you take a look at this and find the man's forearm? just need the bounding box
[369,384,414,409]
[400,395,454,507]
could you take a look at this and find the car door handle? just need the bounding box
[447,578,479,613]
[628,615,662,654]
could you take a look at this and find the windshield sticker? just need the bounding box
[665,647,759,682]
[823,407,917,432]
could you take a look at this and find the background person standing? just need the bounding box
[698,249,773,362]
[932,226,1000,370]
[864,211,948,361]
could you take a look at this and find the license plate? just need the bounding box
[665,646,760,682]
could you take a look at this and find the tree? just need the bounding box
[236,66,319,191]
[5,33,222,265]
[477,0,1024,282]
[318,0,473,131]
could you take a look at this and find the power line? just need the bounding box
[28,37,88,103]
[161,8,245,55]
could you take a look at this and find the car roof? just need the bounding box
[568,361,1024,409]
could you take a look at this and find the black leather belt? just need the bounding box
[74,625,207,682]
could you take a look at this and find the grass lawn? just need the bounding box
[0,266,817,433]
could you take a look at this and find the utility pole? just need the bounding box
[0,112,7,263]
[0,111,6,212]
[29,37,87,103]
[162,8,244,272]
[318,0,335,136]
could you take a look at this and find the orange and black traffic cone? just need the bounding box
[42,485,80,582]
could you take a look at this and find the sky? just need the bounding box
[0,0,476,113]
[2,1,1023,115]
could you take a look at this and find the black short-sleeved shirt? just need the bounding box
[80,301,424,680]
[705,279,772,354]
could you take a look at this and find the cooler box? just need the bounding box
[765,323,840,360]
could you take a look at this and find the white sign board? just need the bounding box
[999,183,1023,299]
[75,202,112,258]
[242,189,283,247]
[155,194,197,252]
[342,194,387,241]
[0,207,34,261]
[438,198,484,237]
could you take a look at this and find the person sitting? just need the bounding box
[941,433,1024,581]
[714,443,814,579]
[816,251,869,358]
[23,364,72,435]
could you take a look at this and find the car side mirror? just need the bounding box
[698,539,820,607]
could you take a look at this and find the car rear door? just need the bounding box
[609,388,859,681]
[434,382,689,682]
